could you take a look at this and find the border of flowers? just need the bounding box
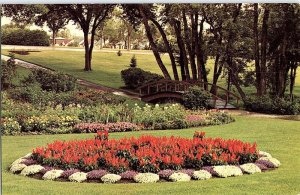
[9,151,280,184]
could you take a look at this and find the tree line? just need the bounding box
[2,4,299,101]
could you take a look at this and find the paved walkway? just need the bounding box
[1,54,141,100]
[2,45,155,55]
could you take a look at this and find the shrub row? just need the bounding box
[121,68,164,89]
[244,95,300,115]
[2,27,50,46]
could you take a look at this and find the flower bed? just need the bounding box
[9,131,280,183]
[73,122,140,133]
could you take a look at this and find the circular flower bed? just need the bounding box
[9,131,280,183]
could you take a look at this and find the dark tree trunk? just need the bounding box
[83,31,92,71]
[289,61,297,100]
[260,7,270,95]
[172,19,190,80]
[183,10,197,80]
[194,13,202,82]
[140,7,171,79]
[254,3,263,96]
[197,18,208,89]
[52,31,56,47]
[151,19,179,80]
[210,54,223,95]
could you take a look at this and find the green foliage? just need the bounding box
[206,111,235,125]
[121,67,164,89]
[133,104,187,130]
[24,69,76,92]
[117,50,122,56]
[129,55,137,67]
[244,95,300,115]
[1,118,21,135]
[183,86,212,110]
[2,27,49,46]
[1,54,17,89]
[22,114,80,134]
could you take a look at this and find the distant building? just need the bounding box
[49,37,74,46]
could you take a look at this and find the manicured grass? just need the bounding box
[2,49,299,95]
[2,116,300,195]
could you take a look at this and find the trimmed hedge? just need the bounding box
[244,95,300,115]
[2,28,50,46]
[121,68,164,89]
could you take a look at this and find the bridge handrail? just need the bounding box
[136,79,240,106]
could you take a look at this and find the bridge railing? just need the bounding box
[136,79,240,107]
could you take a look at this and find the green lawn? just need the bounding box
[2,49,299,95]
[2,116,300,195]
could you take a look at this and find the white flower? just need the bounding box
[43,170,64,180]
[240,163,261,174]
[169,172,191,182]
[259,151,272,158]
[20,165,44,176]
[10,163,27,173]
[192,170,212,180]
[213,165,243,178]
[69,172,87,183]
[23,153,33,158]
[258,157,281,167]
[133,173,159,183]
[101,174,121,183]
[10,158,26,167]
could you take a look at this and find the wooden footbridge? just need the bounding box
[136,79,240,109]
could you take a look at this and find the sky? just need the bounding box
[1,16,84,37]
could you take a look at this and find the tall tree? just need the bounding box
[2,5,47,28]
[35,6,69,46]
[56,4,113,71]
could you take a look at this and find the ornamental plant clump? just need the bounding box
[74,122,139,133]
[20,165,44,176]
[101,174,121,183]
[213,165,243,178]
[192,170,212,180]
[120,170,138,180]
[32,131,259,173]
[42,169,64,180]
[239,163,261,174]
[69,172,87,182]
[87,170,108,180]
[10,163,27,173]
[158,169,175,179]
[169,172,191,182]
[133,173,160,183]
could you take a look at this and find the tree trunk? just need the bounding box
[194,14,202,82]
[254,3,263,96]
[139,7,171,79]
[183,10,197,80]
[197,18,208,89]
[172,19,190,80]
[83,31,91,71]
[210,54,223,95]
[260,7,270,95]
[52,31,56,47]
[151,19,179,80]
[289,62,297,100]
